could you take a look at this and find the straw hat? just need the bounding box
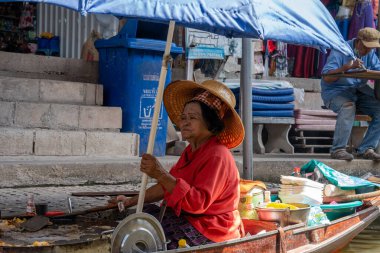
[163,80,245,149]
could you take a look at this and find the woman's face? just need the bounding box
[179,102,212,143]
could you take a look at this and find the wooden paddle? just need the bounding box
[323,190,380,203]
[2,204,119,220]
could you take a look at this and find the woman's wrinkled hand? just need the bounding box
[140,153,166,179]
[107,195,135,208]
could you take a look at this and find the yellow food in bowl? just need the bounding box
[265,203,299,210]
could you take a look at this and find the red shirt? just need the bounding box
[163,136,243,242]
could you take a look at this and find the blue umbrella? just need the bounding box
[4,0,353,56]
[3,0,353,210]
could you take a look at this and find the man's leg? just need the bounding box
[356,91,380,159]
[326,96,356,160]
[327,96,356,151]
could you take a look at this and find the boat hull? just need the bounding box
[163,205,380,253]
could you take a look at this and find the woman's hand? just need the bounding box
[140,153,166,180]
[108,195,136,208]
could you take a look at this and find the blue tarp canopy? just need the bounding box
[2,0,354,57]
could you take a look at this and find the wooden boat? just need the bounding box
[1,199,378,253]
[162,203,380,253]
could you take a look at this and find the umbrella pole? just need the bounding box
[241,38,253,180]
[136,20,176,214]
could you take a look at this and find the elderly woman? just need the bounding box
[115,80,245,249]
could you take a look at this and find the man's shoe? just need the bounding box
[361,149,380,161]
[331,149,354,161]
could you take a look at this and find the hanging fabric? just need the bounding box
[348,0,375,39]
[19,3,34,29]
[274,42,288,78]
[372,0,379,20]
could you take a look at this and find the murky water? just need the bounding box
[340,223,380,253]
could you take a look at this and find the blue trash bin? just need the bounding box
[95,25,183,156]
[50,36,60,56]
[36,37,50,55]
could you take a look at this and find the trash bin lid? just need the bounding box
[95,35,183,55]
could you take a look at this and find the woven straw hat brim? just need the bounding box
[163,80,245,149]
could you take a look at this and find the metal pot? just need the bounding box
[255,203,310,227]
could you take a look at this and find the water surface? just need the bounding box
[340,226,380,252]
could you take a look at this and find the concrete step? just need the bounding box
[0,76,103,105]
[0,101,121,131]
[0,128,139,156]
[0,51,98,83]
[0,154,378,188]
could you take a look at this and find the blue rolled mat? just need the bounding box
[235,95,294,104]
[252,110,294,117]
[252,94,294,103]
[252,88,293,96]
[231,88,294,96]
[252,102,294,110]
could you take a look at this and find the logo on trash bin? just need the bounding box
[139,97,163,119]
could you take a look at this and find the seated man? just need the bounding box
[321,27,380,161]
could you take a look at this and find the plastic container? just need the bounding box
[270,194,279,202]
[26,193,36,215]
[238,188,263,219]
[355,185,376,194]
[95,22,183,156]
[319,201,363,221]
[36,38,50,55]
[292,167,302,177]
[49,36,60,56]
[178,239,190,248]
[36,36,60,56]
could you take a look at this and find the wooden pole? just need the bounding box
[136,20,176,213]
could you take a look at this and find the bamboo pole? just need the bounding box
[136,20,176,213]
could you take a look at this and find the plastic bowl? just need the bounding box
[319,201,362,220]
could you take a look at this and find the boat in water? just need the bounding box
[164,203,379,253]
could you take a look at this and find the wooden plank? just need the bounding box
[71,191,139,197]
[322,69,380,80]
